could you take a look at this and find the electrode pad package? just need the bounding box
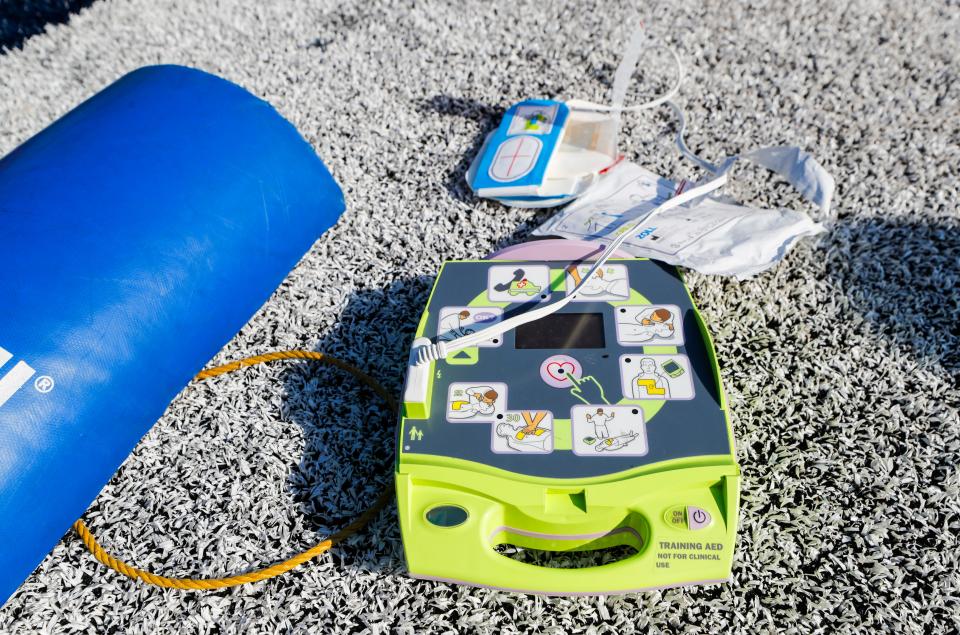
[466,99,617,207]
[534,159,831,278]
[0,65,345,603]
[465,25,681,209]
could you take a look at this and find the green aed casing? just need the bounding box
[396,242,739,595]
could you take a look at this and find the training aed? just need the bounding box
[396,239,740,595]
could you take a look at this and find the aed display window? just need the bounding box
[514,312,605,349]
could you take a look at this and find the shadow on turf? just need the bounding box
[419,95,503,204]
[0,0,99,51]
[824,216,959,383]
[277,276,432,576]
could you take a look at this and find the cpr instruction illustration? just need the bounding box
[615,304,683,345]
[619,355,695,400]
[447,382,507,422]
[571,405,648,457]
[493,410,553,454]
[437,306,503,345]
[565,264,630,300]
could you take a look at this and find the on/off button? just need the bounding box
[663,505,712,531]
[687,506,712,530]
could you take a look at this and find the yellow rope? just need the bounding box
[73,350,396,590]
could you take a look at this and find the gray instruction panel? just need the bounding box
[400,259,731,479]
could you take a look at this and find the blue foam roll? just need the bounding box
[0,65,345,602]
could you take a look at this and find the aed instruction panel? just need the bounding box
[400,259,731,479]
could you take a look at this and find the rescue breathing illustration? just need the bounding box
[615,304,684,345]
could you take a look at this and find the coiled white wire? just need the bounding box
[566,25,717,175]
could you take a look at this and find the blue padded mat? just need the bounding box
[0,65,345,602]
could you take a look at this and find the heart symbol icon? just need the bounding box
[546,361,576,382]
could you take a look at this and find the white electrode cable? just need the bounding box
[565,47,683,115]
[570,25,833,218]
[415,172,728,365]
[667,100,719,174]
[566,24,684,116]
[563,26,717,178]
